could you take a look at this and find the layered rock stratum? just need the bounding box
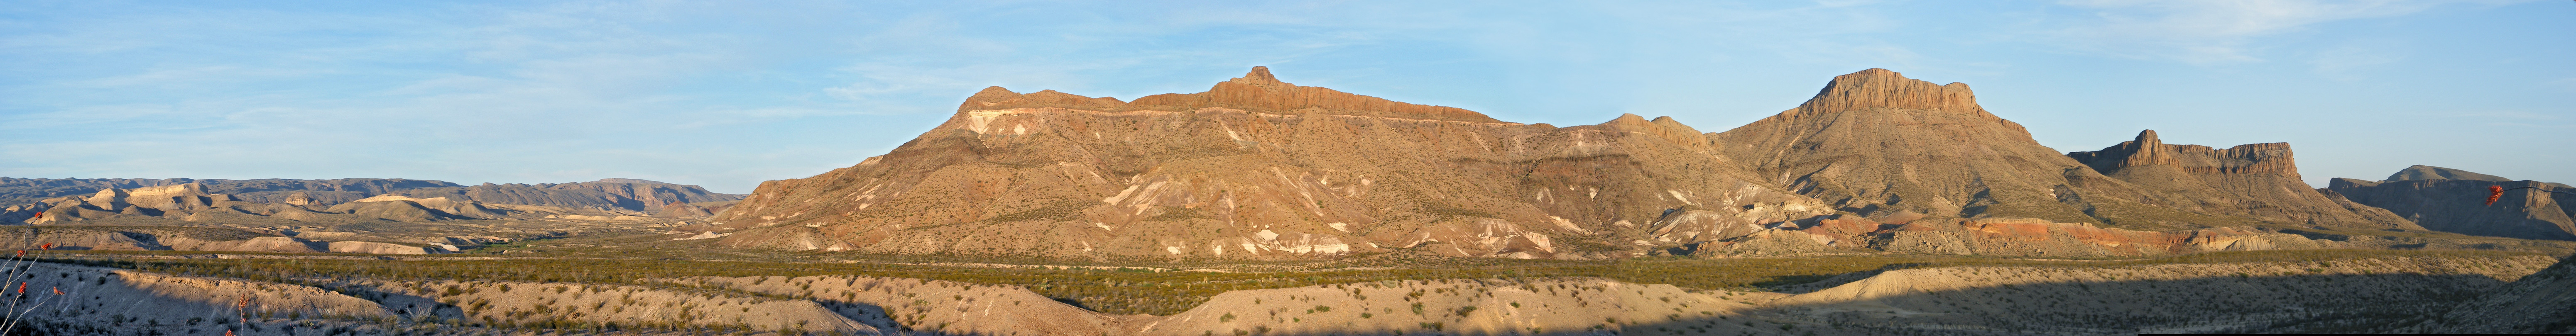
[707,67,2553,260]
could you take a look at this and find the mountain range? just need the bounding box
[0,177,741,215]
[0,178,746,254]
[2,68,2572,336]
[698,67,2571,260]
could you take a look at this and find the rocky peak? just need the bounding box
[1599,113,1710,148]
[2070,130,2172,173]
[967,86,1023,102]
[1790,68,1986,117]
[1227,66,1287,88]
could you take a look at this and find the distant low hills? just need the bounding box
[0,177,744,213]
[0,177,749,254]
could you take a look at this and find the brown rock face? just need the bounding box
[1712,68,2108,224]
[711,67,1828,259]
[1712,68,2411,231]
[1784,68,1989,119]
[710,67,2523,260]
[2069,130,2299,175]
[2329,174,2576,241]
[2068,130,2419,229]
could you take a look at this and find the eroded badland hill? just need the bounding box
[4,68,2574,335]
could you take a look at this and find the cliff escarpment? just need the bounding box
[2068,130,2419,229]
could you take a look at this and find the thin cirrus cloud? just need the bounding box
[2036,0,2486,63]
[1,0,2569,192]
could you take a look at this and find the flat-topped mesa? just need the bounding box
[950,67,1500,123]
[1788,68,1987,117]
[2069,130,2299,175]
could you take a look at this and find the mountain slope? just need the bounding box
[2413,254,2576,333]
[1709,69,2405,231]
[710,68,2556,260]
[2327,166,2576,241]
[1710,69,2107,224]
[710,67,1831,259]
[2066,130,2418,229]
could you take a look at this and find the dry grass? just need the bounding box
[25,248,2543,316]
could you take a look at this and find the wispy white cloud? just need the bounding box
[2039,0,2499,63]
[5,0,2570,191]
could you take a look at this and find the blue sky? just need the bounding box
[3,0,2570,193]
